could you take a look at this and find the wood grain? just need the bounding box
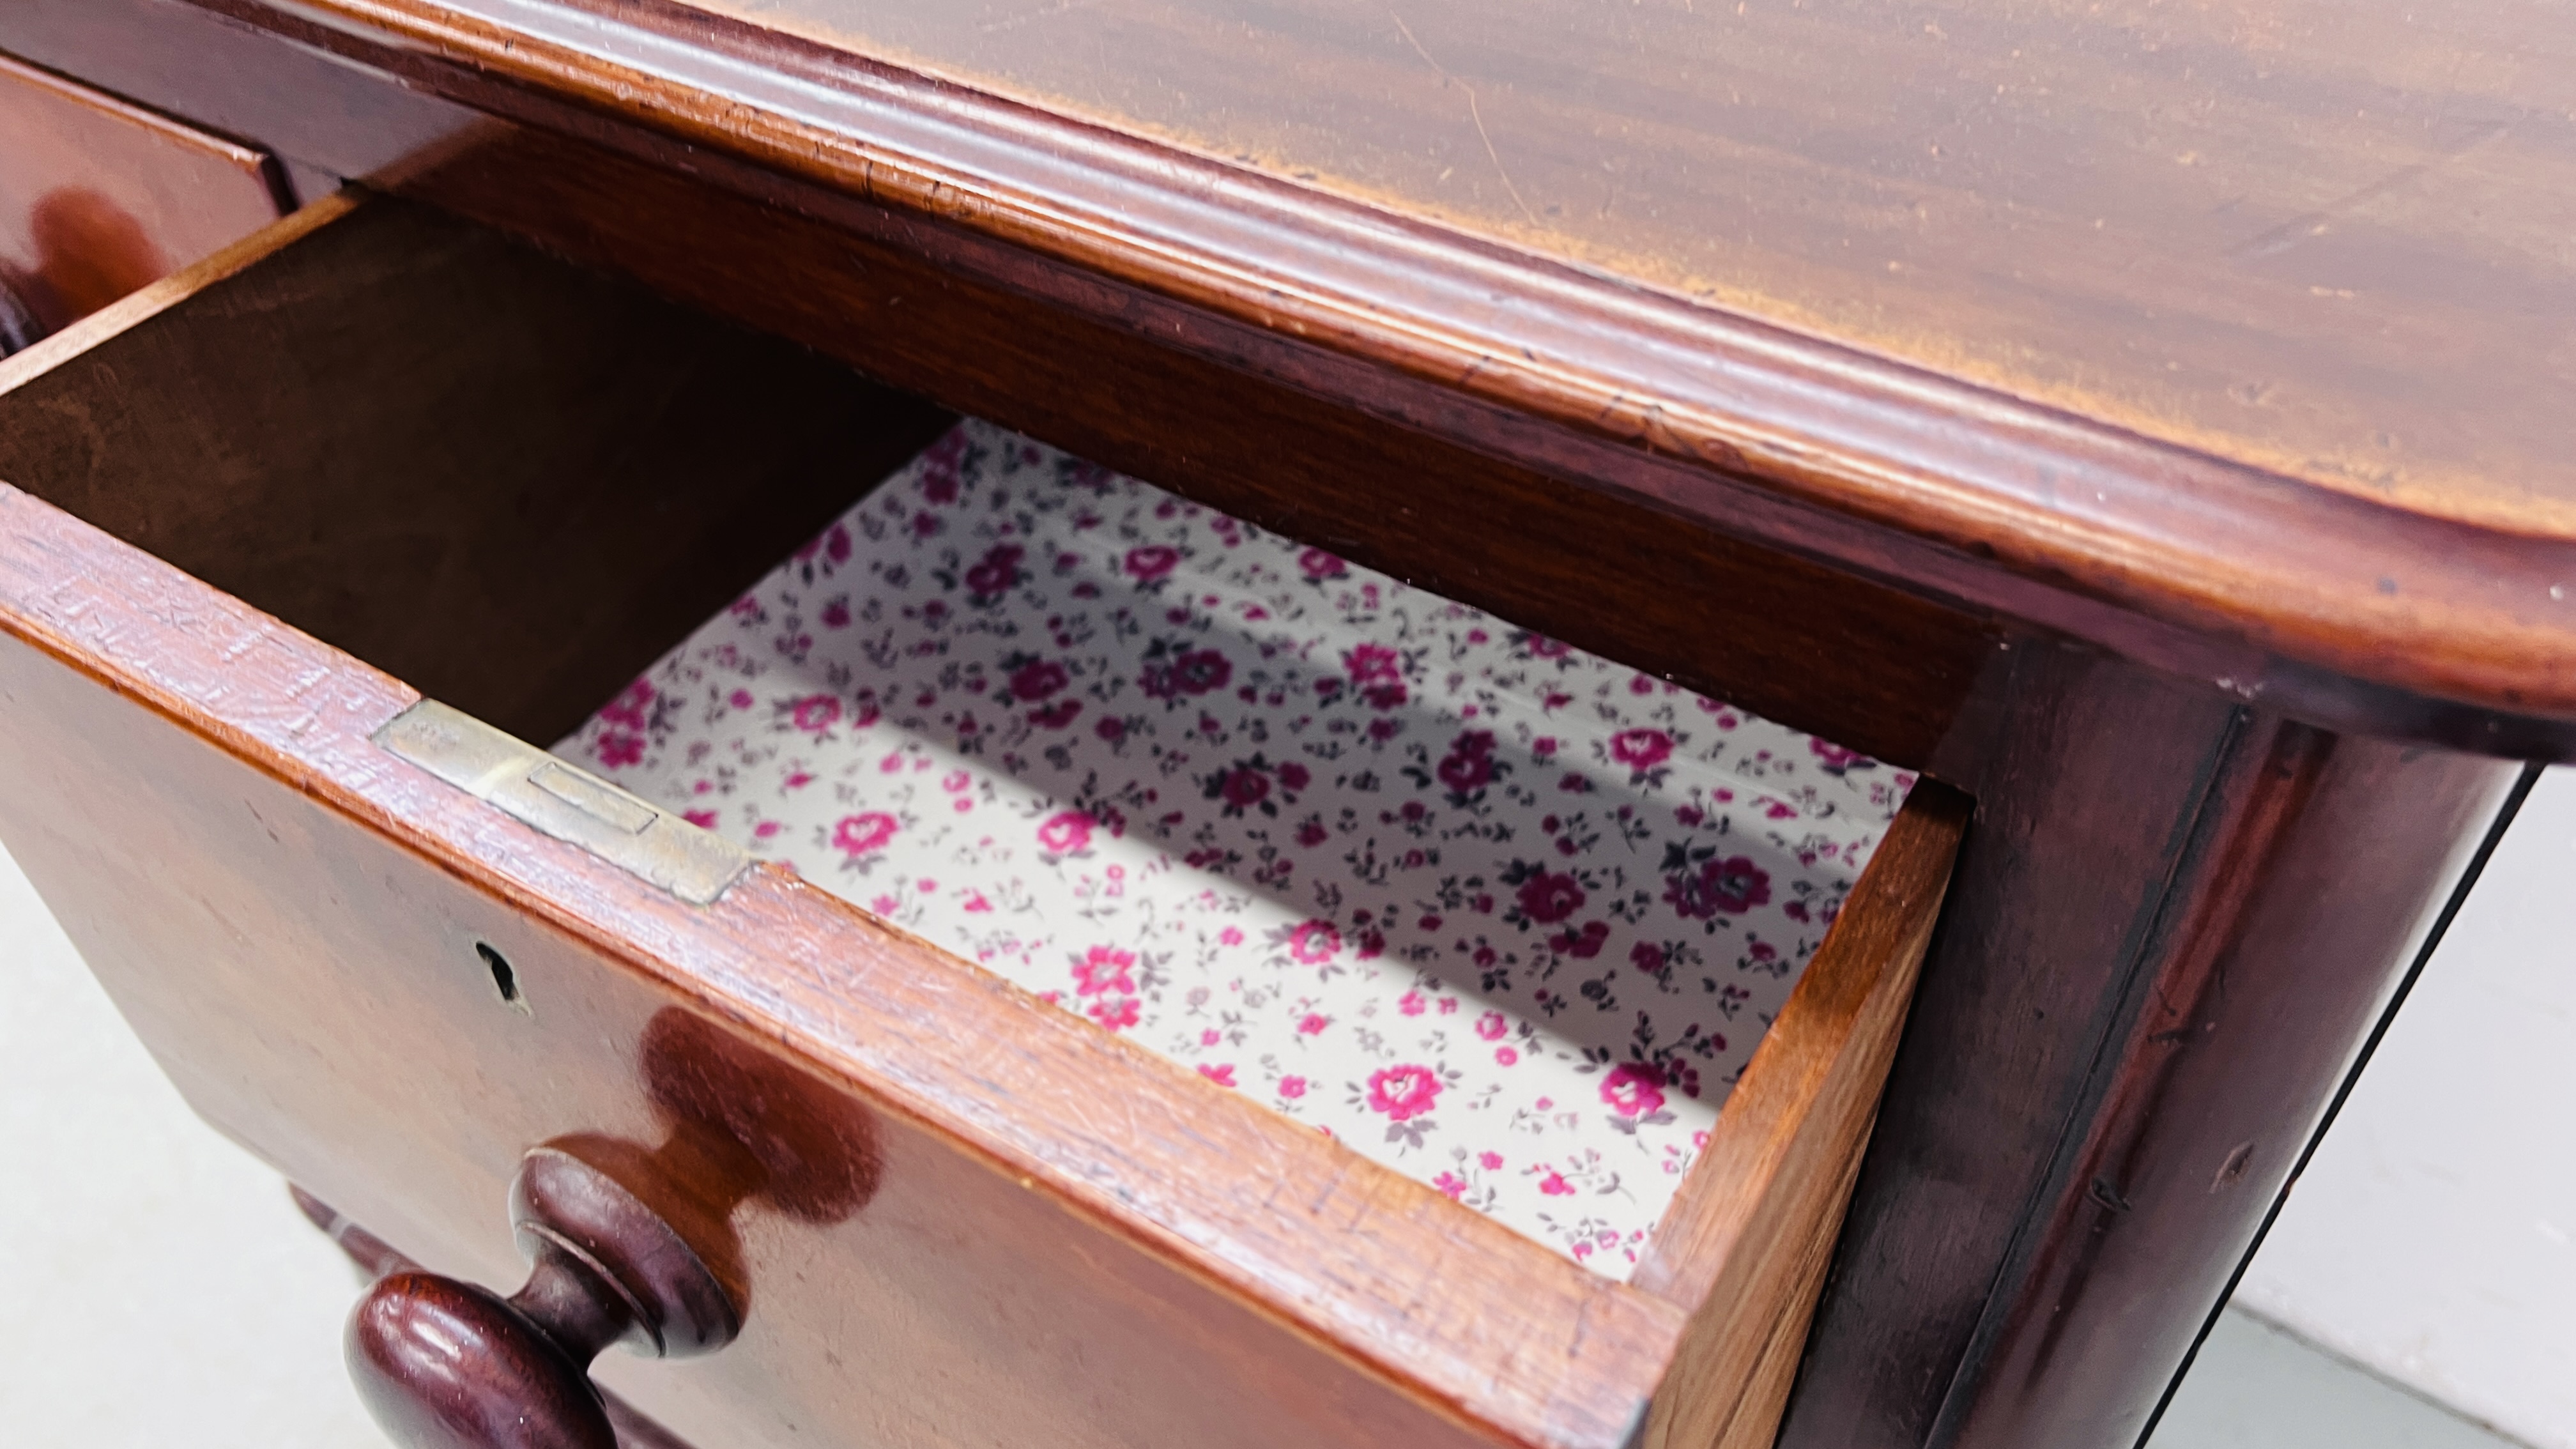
[0,467,1672,1449]
[0,49,285,336]
[1929,720,2515,1448]
[390,125,1993,774]
[1714,1131,1869,1449]
[2,13,2542,1446]
[1634,783,1966,1449]
[1776,640,2518,1449]
[670,0,2576,540]
[1638,778,1958,1443]
[0,190,1958,1449]
[296,1186,711,1449]
[0,89,1993,770]
[0,193,955,745]
[114,0,2576,751]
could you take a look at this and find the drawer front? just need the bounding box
[0,193,1959,1449]
[0,49,284,341]
[0,494,1646,1449]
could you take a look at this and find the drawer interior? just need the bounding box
[0,192,1966,1448]
[549,407,1919,1278]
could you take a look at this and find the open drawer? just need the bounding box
[0,194,1965,1449]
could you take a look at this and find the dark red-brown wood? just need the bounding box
[0,193,1958,1449]
[0,47,285,337]
[0,8,2545,1449]
[0,191,956,746]
[1777,639,2517,1449]
[117,0,2576,750]
[0,481,1662,1449]
[12,0,2576,754]
[346,1146,741,1449]
[298,1186,712,1449]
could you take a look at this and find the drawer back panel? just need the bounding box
[0,192,952,743]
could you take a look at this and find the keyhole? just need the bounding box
[477,942,528,1014]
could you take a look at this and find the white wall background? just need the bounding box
[2237,766,2576,1447]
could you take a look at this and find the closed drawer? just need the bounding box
[0,194,1963,1449]
[0,49,287,345]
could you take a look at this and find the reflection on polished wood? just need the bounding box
[0,7,2557,1449]
[698,0,2576,538]
[0,50,284,335]
[125,0,2576,751]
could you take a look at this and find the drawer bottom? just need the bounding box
[551,415,1918,1278]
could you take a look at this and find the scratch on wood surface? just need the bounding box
[977,0,1103,35]
[1390,13,1541,229]
[2228,122,2508,260]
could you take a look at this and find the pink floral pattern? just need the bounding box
[559,419,1913,1278]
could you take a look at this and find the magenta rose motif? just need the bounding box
[790,694,842,733]
[1299,547,1347,580]
[1143,645,1233,701]
[1516,870,1587,924]
[832,811,900,857]
[1287,919,1342,964]
[598,679,654,730]
[1172,648,1232,694]
[1124,544,1179,581]
[595,732,644,770]
[1208,762,1271,813]
[1551,919,1611,958]
[1036,810,1094,855]
[1340,642,1409,711]
[1344,642,1399,684]
[1071,944,1135,996]
[964,543,1024,597]
[1436,729,1499,793]
[917,434,963,502]
[1599,1062,1667,1119]
[1608,727,1672,769]
[1366,1064,1443,1122]
[1009,659,1070,701]
[1277,760,1312,793]
[1666,853,1774,919]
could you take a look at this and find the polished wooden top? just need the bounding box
[697,0,2576,539]
[100,0,2576,739]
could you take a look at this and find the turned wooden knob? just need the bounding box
[346,1146,742,1449]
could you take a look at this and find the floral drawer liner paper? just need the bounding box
[560,419,1913,1278]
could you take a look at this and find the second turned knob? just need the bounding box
[344,1145,742,1449]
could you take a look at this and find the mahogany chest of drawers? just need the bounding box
[1,3,2563,1447]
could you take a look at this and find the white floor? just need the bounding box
[2152,1310,2524,1449]
[0,834,383,1447]
[0,777,2558,1448]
